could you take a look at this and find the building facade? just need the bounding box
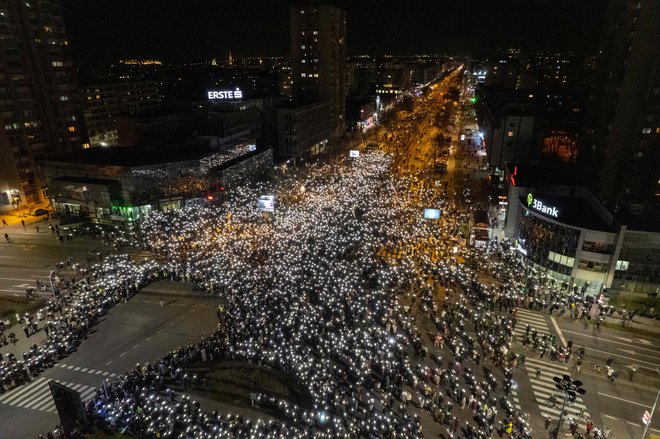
[290,3,346,138]
[503,164,659,296]
[0,0,86,210]
[80,80,161,147]
[276,99,330,162]
[580,0,660,219]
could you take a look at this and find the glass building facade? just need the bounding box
[518,209,580,276]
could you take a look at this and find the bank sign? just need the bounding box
[207,89,243,100]
[527,193,559,218]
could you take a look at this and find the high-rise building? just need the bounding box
[580,0,660,220]
[0,0,86,210]
[290,3,346,138]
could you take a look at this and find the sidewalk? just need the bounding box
[0,319,48,360]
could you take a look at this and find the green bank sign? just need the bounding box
[527,193,559,218]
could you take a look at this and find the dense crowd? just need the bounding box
[2,74,613,439]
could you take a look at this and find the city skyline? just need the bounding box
[61,0,607,63]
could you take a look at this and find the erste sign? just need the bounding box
[207,89,243,100]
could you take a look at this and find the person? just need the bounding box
[21,219,25,228]
[535,368,542,380]
[1,218,6,226]
[4,233,9,242]
[36,226,40,233]
[160,297,164,307]
[586,418,594,435]
[603,426,611,438]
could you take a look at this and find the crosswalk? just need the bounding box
[0,377,97,413]
[55,362,119,378]
[525,356,590,420]
[514,308,551,339]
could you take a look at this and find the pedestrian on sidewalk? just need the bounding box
[4,233,10,242]
[2,218,7,226]
[160,297,164,307]
[36,226,40,233]
[21,219,25,228]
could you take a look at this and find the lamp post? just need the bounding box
[552,374,586,439]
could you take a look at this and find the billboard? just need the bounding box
[423,208,441,220]
[349,150,360,158]
[258,195,275,212]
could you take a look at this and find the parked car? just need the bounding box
[31,208,49,216]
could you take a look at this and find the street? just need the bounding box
[0,281,219,438]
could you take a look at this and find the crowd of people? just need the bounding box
[1,72,616,439]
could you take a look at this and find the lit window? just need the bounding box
[59,95,69,101]
[51,61,63,67]
[67,126,76,132]
[82,143,90,149]
[615,260,629,271]
[641,127,651,134]
[507,131,514,137]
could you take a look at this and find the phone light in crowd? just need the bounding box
[349,150,360,158]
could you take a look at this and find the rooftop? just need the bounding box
[44,144,217,168]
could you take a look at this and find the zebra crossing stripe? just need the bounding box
[525,357,590,419]
[0,378,46,404]
[0,378,96,413]
[80,387,97,401]
[23,389,53,409]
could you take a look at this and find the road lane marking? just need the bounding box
[598,392,652,408]
[583,346,659,368]
[105,361,112,366]
[549,316,567,348]
[133,344,140,349]
[119,352,126,357]
[157,329,163,333]
[145,337,151,341]
[561,329,659,353]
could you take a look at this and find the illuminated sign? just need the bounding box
[258,195,274,212]
[423,208,441,220]
[527,193,558,218]
[207,89,243,100]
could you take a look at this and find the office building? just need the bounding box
[80,80,161,147]
[503,163,659,295]
[276,99,330,163]
[290,3,346,138]
[0,0,86,211]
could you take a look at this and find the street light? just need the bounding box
[552,374,586,439]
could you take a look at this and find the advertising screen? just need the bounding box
[423,208,441,220]
[258,195,275,212]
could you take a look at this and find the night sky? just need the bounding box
[61,0,608,63]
